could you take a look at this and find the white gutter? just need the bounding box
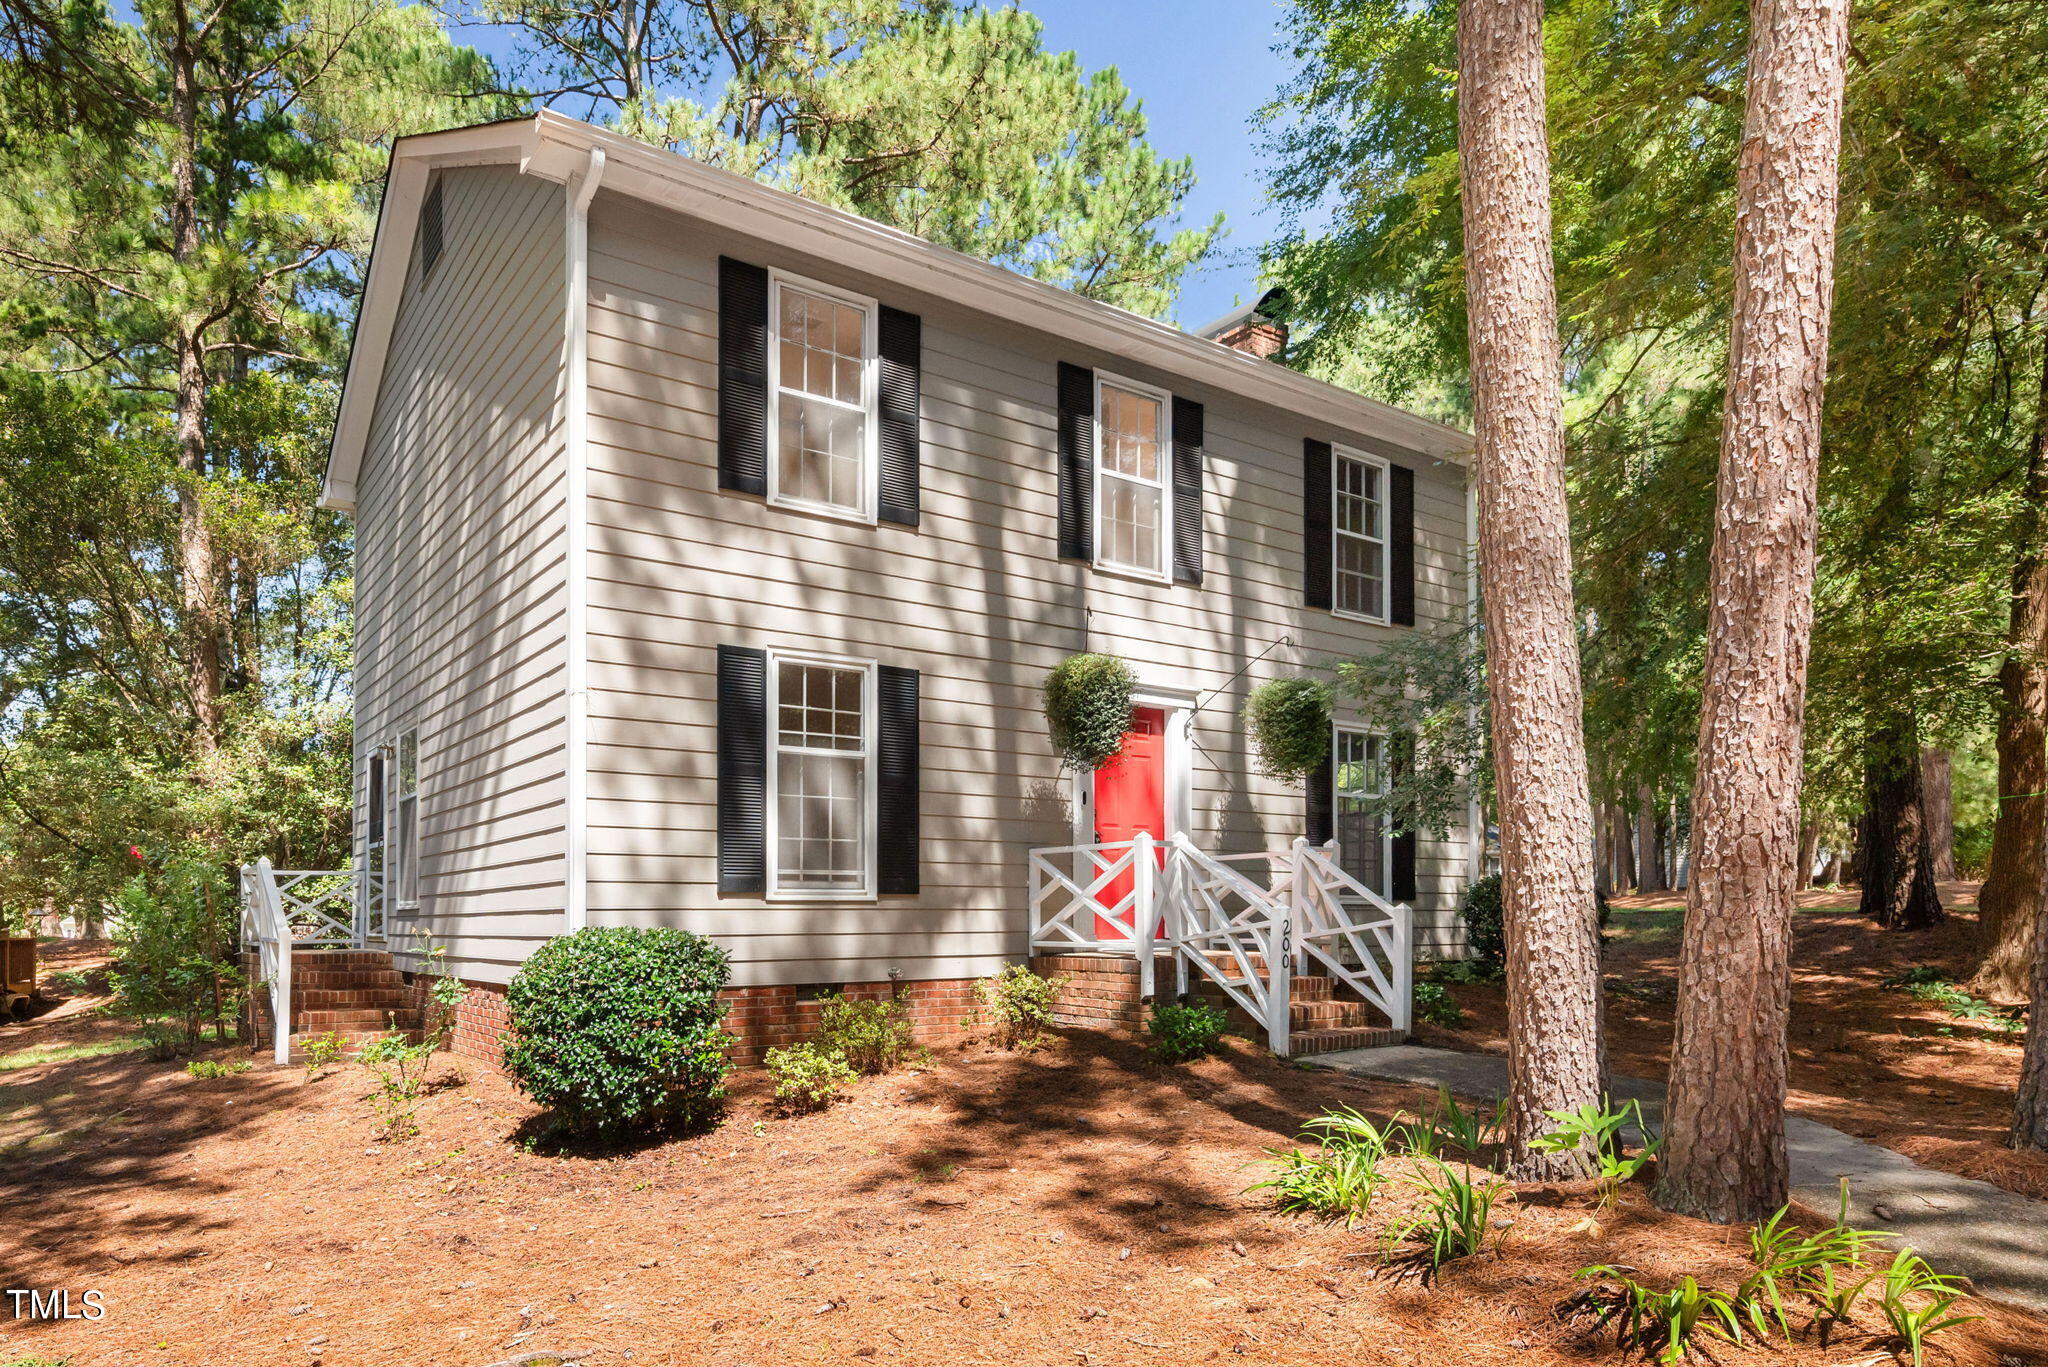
[562,145,605,933]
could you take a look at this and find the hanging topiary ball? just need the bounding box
[1042,653,1137,771]
[1243,676,1332,784]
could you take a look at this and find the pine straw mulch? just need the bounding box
[1417,881,2048,1203]
[2,1015,2045,1367]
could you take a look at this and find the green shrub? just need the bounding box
[109,859,244,1058]
[1574,1266,1744,1363]
[1875,1250,1977,1367]
[184,1058,250,1079]
[1042,653,1136,770]
[501,926,734,1138]
[1249,1107,1396,1223]
[1382,1157,1508,1272]
[814,991,913,1073]
[1414,980,1463,1027]
[976,963,1067,1047]
[1242,677,1332,783]
[1147,998,1228,1062]
[1953,820,1993,880]
[299,1030,350,1075]
[359,1029,439,1140]
[1458,873,1505,970]
[765,1041,856,1113]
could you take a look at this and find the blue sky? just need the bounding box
[454,1,1294,328]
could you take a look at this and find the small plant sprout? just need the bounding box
[1572,1266,1744,1365]
[1380,1156,1508,1276]
[184,1058,251,1079]
[300,1031,350,1075]
[1531,1097,1659,1205]
[1874,1250,1978,1367]
[1247,1107,1395,1225]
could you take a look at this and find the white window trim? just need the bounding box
[1091,370,1175,585]
[1331,445,1391,625]
[765,268,882,526]
[764,647,880,902]
[393,729,421,912]
[1332,723,1393,898]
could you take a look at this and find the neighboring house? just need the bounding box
[296,112,1478,1062]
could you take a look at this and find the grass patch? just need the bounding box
[0,1032,151,1073]
[1604,907,1684,945]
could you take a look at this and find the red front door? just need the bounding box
[1093,707,1168,939]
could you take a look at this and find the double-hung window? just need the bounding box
[394,728,420,910]
[769,652,876,897]
[1333,727,1390,897]
[1333,448,1388,621]
[769,272,878,521]
[1094,374,1171,580]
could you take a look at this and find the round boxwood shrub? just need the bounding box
[501,926,733,1137]
[1242,677,1332,783]
[1042,652,1135,770]
[1459,873,1506,971]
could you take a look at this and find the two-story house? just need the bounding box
[266,111,1477,1064]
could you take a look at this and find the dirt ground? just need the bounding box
[2,953,2044,1367]
[1417,881,2048,1202]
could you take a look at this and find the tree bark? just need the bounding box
[1796,819,1819,891]
[1657,0,1849,1225]
[1636,784,1665,893]
[1819,848,1843,886]
[1920,749,1956,881]
[2015,853,2048,1151]
[1973,355,2048,1004]
[1860,722,1945,930]
[1457,0,1605,1182]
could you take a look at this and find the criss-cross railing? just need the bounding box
[1027,834,1413,1054]
[238,860,381,1063]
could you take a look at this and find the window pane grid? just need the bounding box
[773,660,870,893]
[1334,454,1386,618]
[1097,382,1165,575]
[774,283,870,515]
[1334,729,1387,896]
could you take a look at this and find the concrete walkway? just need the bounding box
[1316,1044,2048,1313]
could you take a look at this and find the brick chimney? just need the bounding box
[1197,286,1291,360]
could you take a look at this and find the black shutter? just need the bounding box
[717,645,768,894]
[878,305,922,527]
[1303,438,1333,609]
[1391,733,1418,901]
[1056,362,1094,560]
[717,257,769,496]
[1171,396,1203,585]
[1389,461,1416,626]
[877,665,921,895]
[366,752,385,842]
[1306,750,1334,846]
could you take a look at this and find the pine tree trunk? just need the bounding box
[1636,785,1665,893]
[1456,0,1605,1182]
[1861,722,1945,930]
[1920,749,1955,882]
[1796,820,1819,891]
[2015,865,2048,1151]
[1657,0,1849,1225]
[1973,357,2048,1004]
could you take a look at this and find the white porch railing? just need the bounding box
[238,860,381,1063]
[1027,834,1414,1054]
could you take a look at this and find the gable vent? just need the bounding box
[418,179,445,282]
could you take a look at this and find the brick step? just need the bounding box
[288,987,414,1009]
[280,1029,423,1063]
[294,1007,421,1031]
[291,969,408,991]
[1289,998,1389,1029]
[1288,1025,1406,1056]
[287,950,395,969]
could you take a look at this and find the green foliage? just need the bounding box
[1146,998,1228,1063]
[108,859,244,1058]
[764,1041,857,1114]
[1412,980,1462,1027]
[358,1029,440,1141]
[1457,874,1505,971]
[975,963,1066,1049]
[487,1,1218,317]
[184,1058,251,1079]
[1248,1107,1396,1224]
[814,991,915,1074]
[1041,654,1136,771]
[1574,1267,1744,1366]
[1381,1156,1507,1273]
[501,927,734,1138]
[1882,969,2027,1034]
[1874,1251,1978,1367]
[1738,1193,1886,1342]
[1242,677,1332,783]
[1532,1098,1661,1205]
[300,1031,350,1075]
[1329,614,1489,837]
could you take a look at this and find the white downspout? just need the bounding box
[563,146,605,934]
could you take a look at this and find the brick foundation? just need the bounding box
[419,973,990,1069]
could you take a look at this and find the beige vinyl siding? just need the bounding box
[580,191,1472,985]
[352,164,570,985]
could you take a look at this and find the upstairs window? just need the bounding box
[1333,449,1388,621]
[769,273,878,521]
[769,652,875,897]
[1094,374,1171,580]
